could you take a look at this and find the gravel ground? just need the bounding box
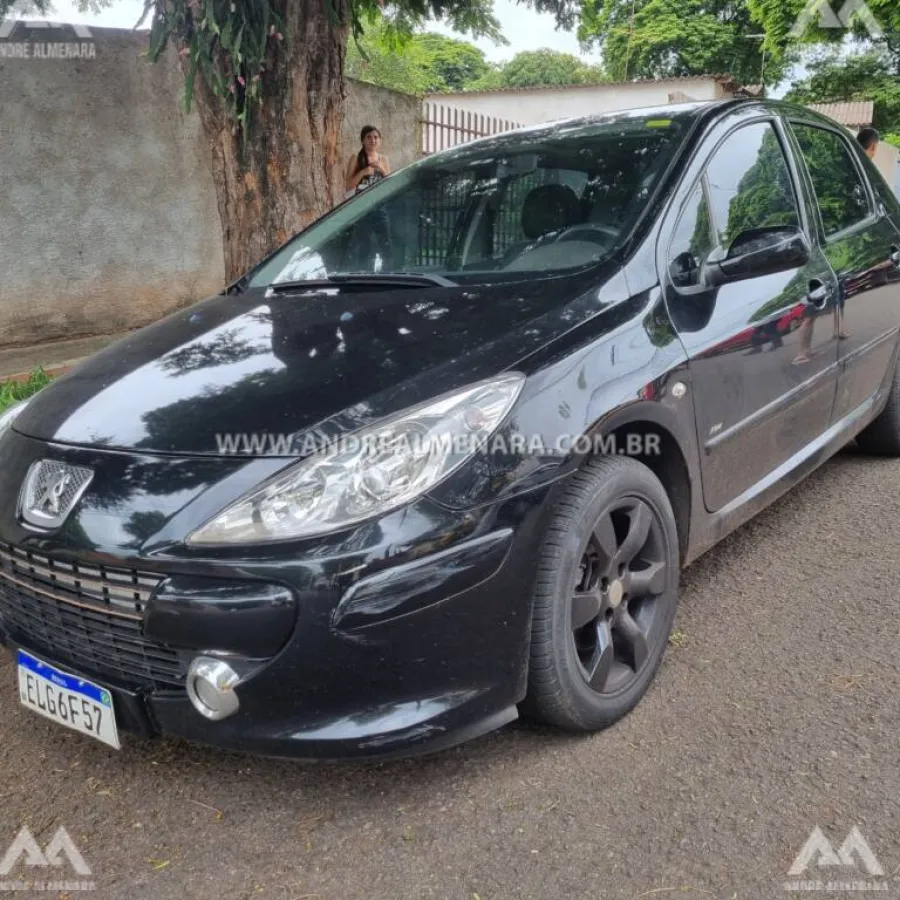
[2,444,900,900]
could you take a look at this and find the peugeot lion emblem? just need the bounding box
[19,461,94,530]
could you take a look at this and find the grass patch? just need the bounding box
[0,367,54,414]
[667,628,689,649]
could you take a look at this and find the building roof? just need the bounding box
[807,101,874,128]
[426,74,740,100]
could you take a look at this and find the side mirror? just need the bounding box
[708,225,810,286]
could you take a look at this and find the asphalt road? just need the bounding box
[2,443,900,900]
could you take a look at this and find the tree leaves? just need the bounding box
[576,0,791,85]
[346,22,609,95]
[784,48,900,137]
[748,0,900,75]
[496,48,607,87]
[345,19,494,93]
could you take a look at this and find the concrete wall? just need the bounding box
[0,27,422,348]
[0,29,225,347]
[424,78,731,127]
[340,80,421,185]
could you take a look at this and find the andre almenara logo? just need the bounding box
[0,1,97,60]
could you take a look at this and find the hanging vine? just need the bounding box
[140,0,291,141]
[135,0,501,145]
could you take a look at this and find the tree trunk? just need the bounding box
[189,0,349,283]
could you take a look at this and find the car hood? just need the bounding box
[12,272,627,457]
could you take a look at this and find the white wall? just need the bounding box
[425,79,729,127]
[872,141,900,197]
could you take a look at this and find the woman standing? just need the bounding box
[345,125,391,195]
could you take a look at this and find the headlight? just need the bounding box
[0,399,30,442]
[187,373,525,545]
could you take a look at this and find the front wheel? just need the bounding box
[521,455,680,732]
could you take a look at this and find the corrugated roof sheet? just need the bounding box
[808,101,874,127]
[426,74,738,99]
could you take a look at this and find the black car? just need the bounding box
[2,98,900,761]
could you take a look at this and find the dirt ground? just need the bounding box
[2,445,900,900]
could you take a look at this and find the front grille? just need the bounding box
[0,543,184,690]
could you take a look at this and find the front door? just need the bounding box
[787,120,900,423]
[661,116,840,513]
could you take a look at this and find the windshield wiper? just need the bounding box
[267,272,457,293]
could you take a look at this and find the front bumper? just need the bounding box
[0,431,561,761]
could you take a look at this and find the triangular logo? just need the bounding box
[43,826,92,876]
[0,826,92,876]
[0,827,49,875]
[836,825,885,876]
[837,0,885,37]
[790,0,884,37]
[790,0,843,36]
[789,825,885,877]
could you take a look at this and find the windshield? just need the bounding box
[248,113,691,289]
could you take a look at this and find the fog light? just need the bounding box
[186,657,241,721]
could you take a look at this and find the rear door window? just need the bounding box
[789,123,872,237]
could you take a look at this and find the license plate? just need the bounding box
[17,649,120,750]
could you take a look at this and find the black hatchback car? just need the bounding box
[2,99,900,760]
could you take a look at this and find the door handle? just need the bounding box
[806,279,832,309]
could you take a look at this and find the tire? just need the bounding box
[521,455,680,732]
[855,351,900,456]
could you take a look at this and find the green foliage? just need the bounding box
[748,0,900,75]
[346,20,493,93]
[464,64,504,90]
[347,29,606,93]
[576,0,791,85]
[885,134,900,148]
[0,369,53,413]
[495,48,607,87]
[791,121,871,235]
[784,49,900,138]
[689,189,712,261]
[418,32,491,89]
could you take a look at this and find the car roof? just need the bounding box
[435,98,846,156]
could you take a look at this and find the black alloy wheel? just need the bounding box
[521,455,680,732]
[570,497,668,695]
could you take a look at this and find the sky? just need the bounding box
[429,0,604,64]
[21,0,806,94]
[23,0,601,61]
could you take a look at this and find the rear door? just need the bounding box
[786,118,900,423]
[659,111,840,513]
